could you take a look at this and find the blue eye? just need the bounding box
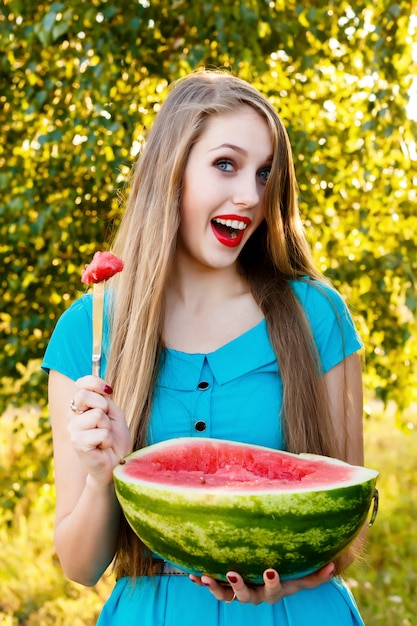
[258,167,271,182]
[216,159,234,172]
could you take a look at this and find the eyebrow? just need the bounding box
[209,143,273,162]
[209,143,248,155]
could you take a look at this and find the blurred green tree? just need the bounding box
[0,0,416,447]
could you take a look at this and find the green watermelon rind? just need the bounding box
[113,438,378,583]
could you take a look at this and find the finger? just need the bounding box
[225,572,262,605]
[72,390,127,428]
[75,375,113,396]
[69,399,132,462]
[71,389,110,415]
[70,427,114,453]
[200,576,236,603]
[262,569,284,604]
[69,407,111,432]
[68,407,114,448]
[105,396,128,424]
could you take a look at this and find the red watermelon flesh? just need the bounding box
[81,251,124,284]
[123,439,365,490]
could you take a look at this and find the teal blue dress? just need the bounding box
[42,279,365,625]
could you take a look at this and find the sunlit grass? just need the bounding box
[347,403,417,625]
[0,500,114,625]
[0,410,113,626]
[0,486,113,625]
[1,404,416,624]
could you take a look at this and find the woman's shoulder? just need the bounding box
[290,276,363,371]
[46,294,94,341]
[290,277,350,318]
[62,293,93,319]
[41,294,94,378]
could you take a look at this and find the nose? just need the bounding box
[232,171,260,208]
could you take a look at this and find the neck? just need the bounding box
[163,252,264,353]
[166,259,248,314]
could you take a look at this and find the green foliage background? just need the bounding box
[1,0,416,622]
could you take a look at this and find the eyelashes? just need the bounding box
[214,159,271,182]
[215,159,234,172]
[258,168,271,182]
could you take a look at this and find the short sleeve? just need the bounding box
[42,295,95,380]
[291,279,363,373]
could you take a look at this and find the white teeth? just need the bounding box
[213,218,247,230]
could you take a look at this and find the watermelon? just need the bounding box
[113,437,378,584]
[81,251,124,284]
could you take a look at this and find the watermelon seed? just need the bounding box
[119,459,126,465]
[199,476,206,484]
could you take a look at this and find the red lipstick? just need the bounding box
[211,214,251,248]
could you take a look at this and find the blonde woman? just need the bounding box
[43,70,366,625]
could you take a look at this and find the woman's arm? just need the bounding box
[49,370,132,586]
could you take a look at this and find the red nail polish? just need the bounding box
[227,574,238,584]
[266,570,275,580]
[103,384,113,394]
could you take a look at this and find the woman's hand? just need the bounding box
[68,375,132,486]
[48,370,132,584]
[189,562,335,605]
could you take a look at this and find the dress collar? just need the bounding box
[157,319,277,390]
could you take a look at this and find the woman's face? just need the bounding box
[178,105,273,271]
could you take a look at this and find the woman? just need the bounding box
[42,69,366,624]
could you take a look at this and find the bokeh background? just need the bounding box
[1,0,416,623]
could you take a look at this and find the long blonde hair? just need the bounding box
[106,70,345,577]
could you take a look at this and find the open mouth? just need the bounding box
[211,216,250,248]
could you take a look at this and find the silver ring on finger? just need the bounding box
[225,592,237,604]
[70,398,84,414]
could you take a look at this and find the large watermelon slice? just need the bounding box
[113,437,378,583]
